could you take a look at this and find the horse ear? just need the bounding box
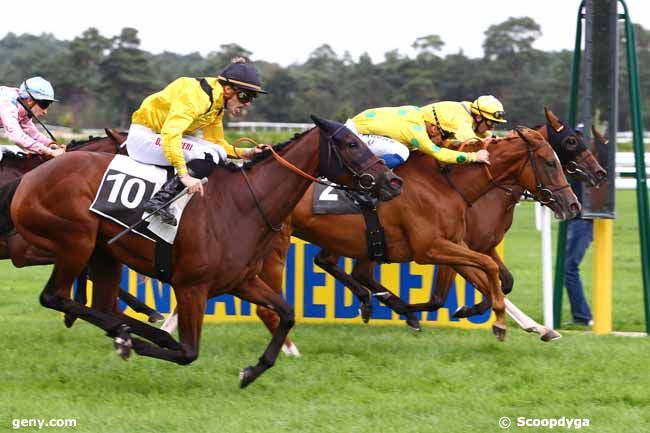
[310,114,328,131]
[544,107,564,133]
[592,125,609,145]
[310,114,341,134]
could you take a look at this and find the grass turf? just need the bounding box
[0,190,649,432]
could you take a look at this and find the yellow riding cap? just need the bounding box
[131,77,238,176]
[351,106,477,164]
[470,95,507,123]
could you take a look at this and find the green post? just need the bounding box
[553,1,585,328]
[620,0,650,333]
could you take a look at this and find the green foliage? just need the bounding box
[2,18,650,132]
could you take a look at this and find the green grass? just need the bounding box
[1,190,649,432]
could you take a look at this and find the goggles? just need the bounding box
[25,87,52,109]
[491,110,506,121]
[236,89,257,104]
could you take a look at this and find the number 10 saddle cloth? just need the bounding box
[90,155,194,244]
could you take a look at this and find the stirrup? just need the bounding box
[143,200,177,226]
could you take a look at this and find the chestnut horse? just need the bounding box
[256,111,605,351]
[309,110,607,337]
[0,134,162,322]
[7,116,402,387]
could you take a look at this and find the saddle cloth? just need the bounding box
[312,183,384,215]
[90,155,193,243]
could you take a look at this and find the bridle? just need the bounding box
[231,125,386,231]
[515,129,572,205]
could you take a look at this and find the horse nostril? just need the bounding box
[597,171,607,180]
[389,177,403,190]
[570,202,581,213]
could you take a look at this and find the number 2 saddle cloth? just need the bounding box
[90,155,193,243]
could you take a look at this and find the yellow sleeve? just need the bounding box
[203,122,240,157]
[412,128,477,164]
[160,90,208,176]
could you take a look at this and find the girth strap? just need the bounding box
[358,199,390,263]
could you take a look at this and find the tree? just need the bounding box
[483,17,542,60]
[100,28,156,128]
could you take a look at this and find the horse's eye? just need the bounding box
[546,160,557,169]
[348,141,358,148]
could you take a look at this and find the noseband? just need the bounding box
[321,124,385,191]
[517,132,571,205]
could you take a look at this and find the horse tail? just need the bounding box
[0,178,21,236]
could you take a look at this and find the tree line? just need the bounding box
[1,17,649,132]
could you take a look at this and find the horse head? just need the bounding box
[512,127,581,220]
[311,115,402,201]
[543,107,607,187]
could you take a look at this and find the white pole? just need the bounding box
[536,203,554,328]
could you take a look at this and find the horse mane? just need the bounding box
[0,149,42,163]
[222,127,315,172]
[66,133,124,150]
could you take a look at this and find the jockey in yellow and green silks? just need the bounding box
[421,95,507,148]
[346,105,490,169]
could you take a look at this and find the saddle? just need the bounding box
[312,184,390,262]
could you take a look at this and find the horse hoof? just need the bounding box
[282,342,302,357]
[113,325,133,360]
[452,306,469,319]
[63,314,77,328]
[239,366,258,389]
[541,329,562,342]
[359,303,373,323]
[406,313,422,332]
[492,324,507,342]
[148,312,165,323]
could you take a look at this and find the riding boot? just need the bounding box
[142,176,183,226]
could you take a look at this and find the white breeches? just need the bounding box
[125,124,227,167]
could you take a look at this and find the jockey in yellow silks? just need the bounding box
[421,95,507,148]
[346,105,490,169]
[124,58,267,226]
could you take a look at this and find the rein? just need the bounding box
[515,129,572,205]
[230,126,382,232]
[441,138,513,207]
[232,131,379,192]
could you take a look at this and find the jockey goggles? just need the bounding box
[24,87,52,109]
[236,89,257,104]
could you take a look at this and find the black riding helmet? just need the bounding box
[218,58,268,94]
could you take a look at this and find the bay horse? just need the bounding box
[0,133,162,322]
[7,116,402,388]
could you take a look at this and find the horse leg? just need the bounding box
[405,264,456,316]
[256,229,300,356]
[63,267,89,328]
[418,240,506,341]
[314,250,373,323]
[504,298,562,342]
[233,276,295,388]
[489,248,514,295]
[7,233,54,267]
[350,260,422,331]
[117,289,165,323]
